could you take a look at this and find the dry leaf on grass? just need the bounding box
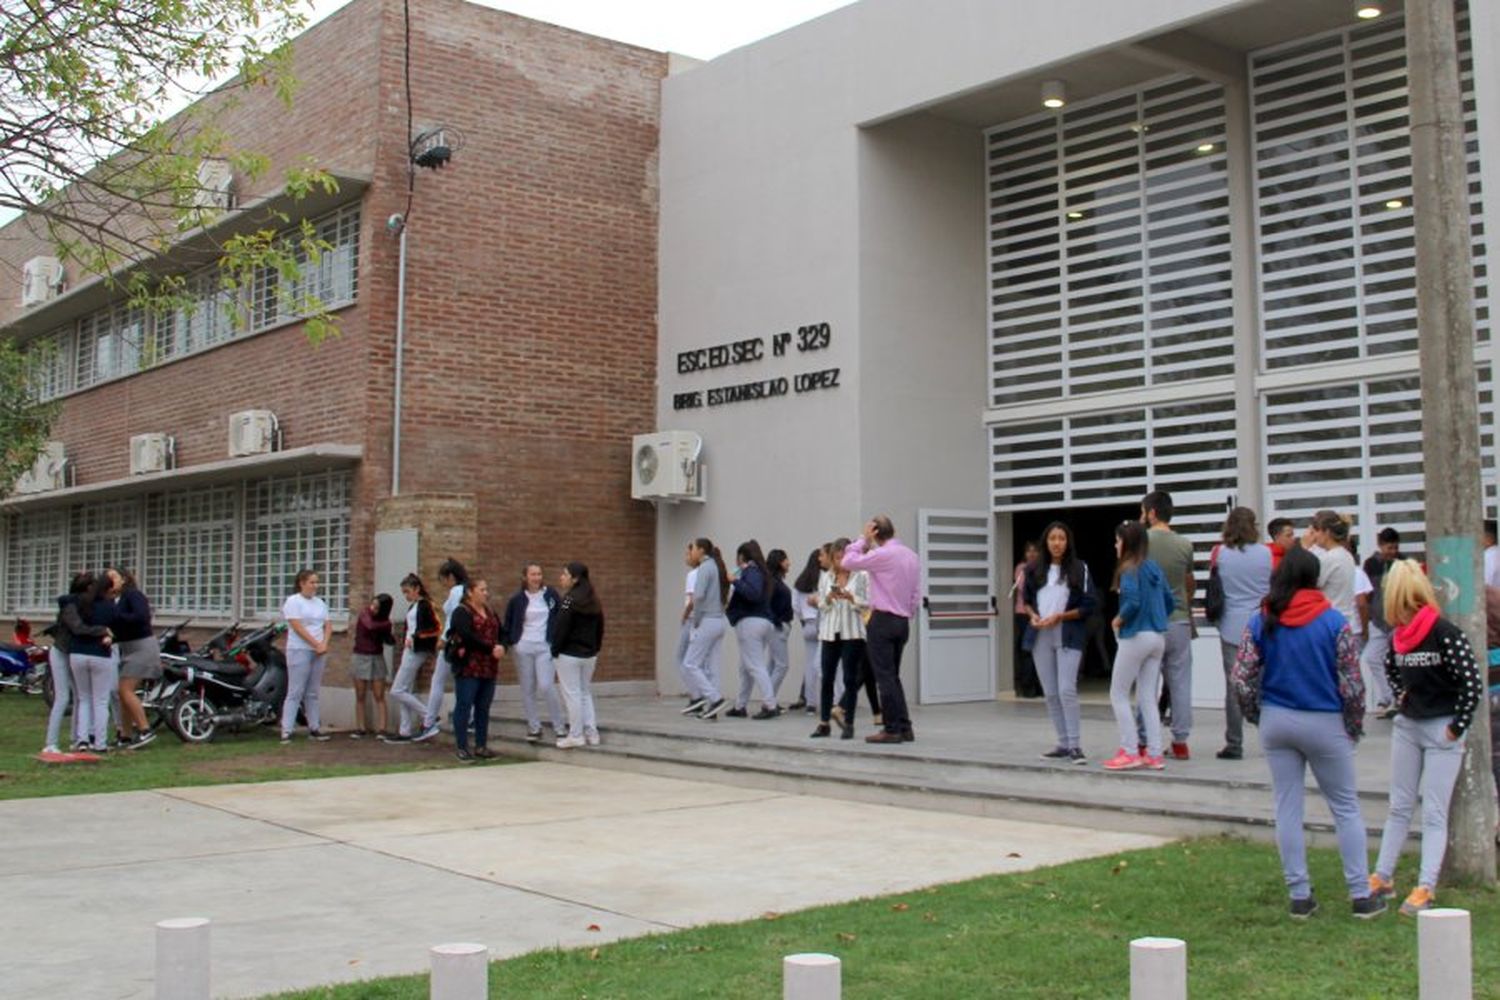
[589,947,600,961]
[891,903,910,912]
[836,932,857,943]
[762,911,782,921]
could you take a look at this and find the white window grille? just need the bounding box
[986,75,1234,408]
[27,326,74,401]
[241,470,352,619]
[1249,8,1489,369]
[990,396,1237,510]
[22,204,360,398]
[144,488,237,616]
[69,499,141,575]
[3,510,65,613]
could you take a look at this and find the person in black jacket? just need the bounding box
[551,562,604,749]
[108,569,161,748]
[389,573,443,741]
[41,572,106,753]
[1022,521,1097,763]
[765,549,795,704]
[726,539,779,719]
[1369,559,1485,916]
[447,577,504,762]
[503,564,564,742]
[68,573,118,752]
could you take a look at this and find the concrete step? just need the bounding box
[487,708,1409,847]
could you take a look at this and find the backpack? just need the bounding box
[1204,544,1226,624]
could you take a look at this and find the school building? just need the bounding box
[652,0,1500,706]
[0,0,665,690]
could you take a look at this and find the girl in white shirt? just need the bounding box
[281,568,331,742]
[1305,511,1357,623]
[790,548,825,714]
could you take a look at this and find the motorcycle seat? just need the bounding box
[187,656,249,676]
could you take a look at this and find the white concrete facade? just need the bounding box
[654,0,1500,703]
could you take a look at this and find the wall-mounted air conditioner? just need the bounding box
[631,431,704,502]
[13,441,69,495]
[228,410,279,458]
[192,159,235,211]
[20,256,64,308]
[129,433,175,476]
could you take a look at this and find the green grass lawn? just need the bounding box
[267,837,1500,1000]
[0,689,473,800]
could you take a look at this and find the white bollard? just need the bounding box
[784,953,841,1000]
[430,942,489,1000]
[1419,908,1472,1000]
[1130,937,1187,1000]
[155,917,211,1000]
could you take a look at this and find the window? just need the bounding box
[3,510,65,613]
[145,488,237,616]
[23,203,361,398]
[242,471,353,619]
[0,470,352,619]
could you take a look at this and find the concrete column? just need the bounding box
[784,952,841,1000]
[1419,908,1472,1000]
[430,942,488,1000]
[155,917,210,1000]
[1223,77,1265,517]
[1130,937,1186,1000]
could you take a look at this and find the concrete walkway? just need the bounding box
[2,763,1164,999]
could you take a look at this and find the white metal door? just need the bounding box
[917,509,997,704]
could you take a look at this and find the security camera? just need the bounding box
[386,213,405,235]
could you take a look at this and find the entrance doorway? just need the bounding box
[1012,502,1139,682]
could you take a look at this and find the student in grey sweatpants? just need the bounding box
[680,538,729,717]
[1021,521,1095,762]
[1232,546,1383,919]
[1369,559,1484,915]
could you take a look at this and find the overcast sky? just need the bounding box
[311,0,853,59]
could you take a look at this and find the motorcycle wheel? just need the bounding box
[42,670,55,707]
[170,692,218,743]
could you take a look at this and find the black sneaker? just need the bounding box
[1216,746,1243,760]
[379,732,410,743]
[1040,746,1070,760]
[129,730,157,750]
[1351,895,1387,920]
[681,697,709,716]
[810,724,831,738]
[1068,748,1087,765]
[751,706,781,720]
[788,698,808,711]
[839,723,854,740]
[725,707,748,718]
[700,698,727,720]
[1289,896,1319,920]
[474,747,497,760]
[308,730,332,742]
[455,749,475,763]
[349,730,366,740]
[525,729,542,743]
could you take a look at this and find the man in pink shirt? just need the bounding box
[841,514,920,744]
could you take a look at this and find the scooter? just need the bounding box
[167,622,289,743]
[0,620,50,695]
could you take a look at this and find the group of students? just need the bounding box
[1024,488,1484,918]
[322,558,606,761]
[39,568,163,754]
[673,519,919,743]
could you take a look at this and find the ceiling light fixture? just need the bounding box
[1356,3,1382,19]
[1385,198,1404,209]
[1041,79,1067,110]
[1196,142,1216,153]
[1067,210,1084,220]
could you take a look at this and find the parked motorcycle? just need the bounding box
[0,620,50,695]
[167,622,289,743]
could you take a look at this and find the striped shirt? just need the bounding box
[817,570,869,641]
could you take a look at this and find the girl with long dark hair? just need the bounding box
[551,562,604,748]
[1214,506,1272,761]
[1103,521,1173,771]
[41,572,103,753]
[422,558,470,739]
[110,569,160,748]
[766,548,795,703]
[791,548,824,713]
[725,539,779,719]
[350,592,395,738]
[1022,521,1096,763]
[814,538,872,739]
[681,538,730,719]
[447,577,504,762]
[1232,546,1383,919]
[67,572,117,751]
[390,573,442,741]
[504,563,564,742]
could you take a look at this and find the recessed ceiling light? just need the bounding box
[1356,4,1382,20]
[1041,79,1067,110]
[1067,211,1084,220]
[1385,198,1404,209]
[1196,143,1215,153]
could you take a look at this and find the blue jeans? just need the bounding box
[452,675,495,752]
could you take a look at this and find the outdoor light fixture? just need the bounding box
[1041,79,1067,109]
[1067,210,1084,220]
[1386,198,1405,209]
[1356,3,1382,19]
[1196,142,1216,153]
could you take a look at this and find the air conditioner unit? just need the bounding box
[228,410,279,458]
[631,431,704,502]
[192,159,235,211]
[129,433,174,476]
[20,256,64,308]
[13,441,68,495]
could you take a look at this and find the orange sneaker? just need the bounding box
[1102,748,1143,771]
[1368,874,1395,900]
[1399,885,1434,916]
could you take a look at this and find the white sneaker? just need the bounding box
[42,745,59,754]
[584,731,600,747]
[555,735,586,749]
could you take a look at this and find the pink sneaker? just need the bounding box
[1102,748,1143,771]
[1139,754,1165,770]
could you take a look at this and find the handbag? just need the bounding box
[1204,545,1226,624]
